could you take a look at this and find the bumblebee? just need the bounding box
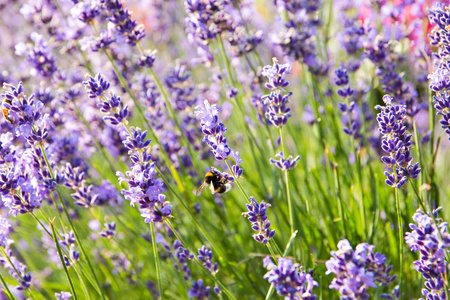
[196,167,233,196]
[1,98,13,124]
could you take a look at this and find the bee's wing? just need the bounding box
[224,183,232,193]
[209,182,216,194]
[195,182,208,196]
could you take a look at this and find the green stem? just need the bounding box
[344,97,366,238]
[73,265,92,300]
[48,193,67,235]
[0,249,21,280]
[429,136,441,207]
[224,157,286,259]
[224,160,251,203]
[266,242,278,263]
[278,127,295,239]
[394,187,402,300]
[148,67,198,166]
[150,222,164,300]
[217,34,235,87]
[163,219,237,300]
[89,209,145,288]
[333,164,348,238]
[33,210,71,258]
[0,247,28,294]
[55,188,106,299]
[32,211,92,300]
[29,212,53,240]
[307,72,326,150]
[264,284,275,300]
[39,145,106,300]
[0,271,16,300]
[264,243,278,300]
[408,178,427,212]
[49,222,78,300]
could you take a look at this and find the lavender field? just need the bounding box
[1,0,450,299]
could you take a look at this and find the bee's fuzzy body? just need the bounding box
[196,168,233,196]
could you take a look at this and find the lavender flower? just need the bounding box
[80,29,115,52]
[110,253,133,277]
[70,0,101,23]
[1,82,51,143]
[184,0,233,62]
[429,67,450,94]
[174,240,193,281]
[405,208,450,300]
[0,165,36,217]
[60,231,80,267]
[100,0,146,45]
[230,150,243,178]
[338,17,365,57]
[55,291,72,300]
[335,10,365,73]
[197,245,221,295]
[0,218,12,248]
[242,197,275,245]
[261,59,301,171]
[375,95,421,188]
[83,73,171,223]
[227,24,263,58]
[325,239,396,299]
[0,217,32,290]
[264,256,318,300]
[159,236,217,297]
[15,33,57,78]
[158,61,204,173]
[99,221,116,239]
[188,279,210,300]
[194,202,201,215]
[195,100,242,179]
[334,66,361,138]
[97,93,130,126]
[432,91,450,137]
[363,29,422,118]
[270,152,300,171]
[70,184,99,207]
[427,5,450,139]
[63,163,103,208]
[273,0,325,75]
[20,1,55,26]
[261,59,292,127]
[139,49,157,69]
[117,128,172,223]
[428,5,450,90]
[197,245,218,274]
[0,83,55,216]
[195,100,231,160]
[83,73,111,98]
[93,180,122,206]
